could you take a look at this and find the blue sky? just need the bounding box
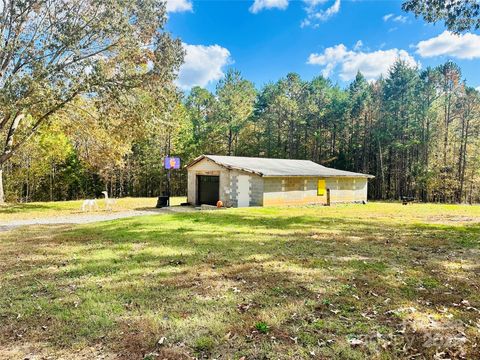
[165,0,480,91]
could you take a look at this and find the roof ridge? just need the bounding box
[205,154,316,162]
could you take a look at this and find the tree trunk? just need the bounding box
[228,127,233,155]
[0,114,25,165]
[458,115,470,202]
[0,167,5,203]
[0,113,26,203]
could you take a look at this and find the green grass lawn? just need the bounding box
[0,197,186,222]
[1,202,479,359]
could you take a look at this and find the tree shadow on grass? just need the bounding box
[0,203,53,214]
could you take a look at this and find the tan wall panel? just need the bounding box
[263,177,327,206]
[325,177,368,203]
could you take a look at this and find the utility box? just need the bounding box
[156,196,170,208]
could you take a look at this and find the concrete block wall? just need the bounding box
[263,177,327,206]
[249,174,264,206]
[227,170,263,207]
[263,176,368,206]
[326,177,368,203]
[187,159,263,207]
[228,171,238,208]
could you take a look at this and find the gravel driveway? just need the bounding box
[0,206,194,232]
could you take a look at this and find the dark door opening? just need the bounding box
[197,175,220,205]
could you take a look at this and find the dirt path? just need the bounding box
[0,206,194,232]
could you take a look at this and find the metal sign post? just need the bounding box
[157,157,180,208]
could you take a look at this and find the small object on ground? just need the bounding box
[200,204,219,210]
[348,337,364,346]
[401,196,415,205]
[81,199,98,212]
[101,191,116,211]
[156,195,170,208]
[216,200,223,208]
[237,302,254,313]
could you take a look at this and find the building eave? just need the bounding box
[262,174,375,179]
[186,155,375,179]
[185,155,264,176]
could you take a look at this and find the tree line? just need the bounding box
[182,63,480,203]
[3,59,479,203]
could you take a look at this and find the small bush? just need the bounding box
[255,321,269,334]
[194,335,214,353]
[322,298,332,306]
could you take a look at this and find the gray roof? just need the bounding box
[187,155,374,178]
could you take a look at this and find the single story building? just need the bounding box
[186,155,374,207]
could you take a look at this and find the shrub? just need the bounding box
[255,321,269,334]
[194,335,214,353]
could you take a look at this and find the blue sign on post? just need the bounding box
[164,156,180,169]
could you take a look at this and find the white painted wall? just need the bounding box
[237,175,250,207]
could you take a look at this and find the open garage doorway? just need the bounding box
[197,175,219,205]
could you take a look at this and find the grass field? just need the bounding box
[0,197,186,222]
[1,202,479,359]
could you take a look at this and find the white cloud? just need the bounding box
[416,31,480,59]
[313,0,340,21]
[301,0,340,27]
[307,44,419,81]
[253,0,339,27]
[353,40,363,51]
[383,13,394,22]
[176,44,231,90]
[383,14,407,23]
[249,0,288,13]
[166,0,192,12]
[300,18,312,28]
[303,0,328,7]
[392,15,407,23]
[476,86,480,92]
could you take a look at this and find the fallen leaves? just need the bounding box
[347,337,364,346]
[237,302,255,313]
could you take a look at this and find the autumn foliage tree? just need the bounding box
[0,0,183,202]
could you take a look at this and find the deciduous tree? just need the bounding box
[0,0,183,202]
[402,0,480,33]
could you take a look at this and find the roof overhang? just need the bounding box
[185,155,264,176]
[262,174,375,179]
[186,156,375,179]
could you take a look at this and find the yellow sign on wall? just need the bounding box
[317,179,326,196]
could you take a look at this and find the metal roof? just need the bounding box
[186,155,374,178]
